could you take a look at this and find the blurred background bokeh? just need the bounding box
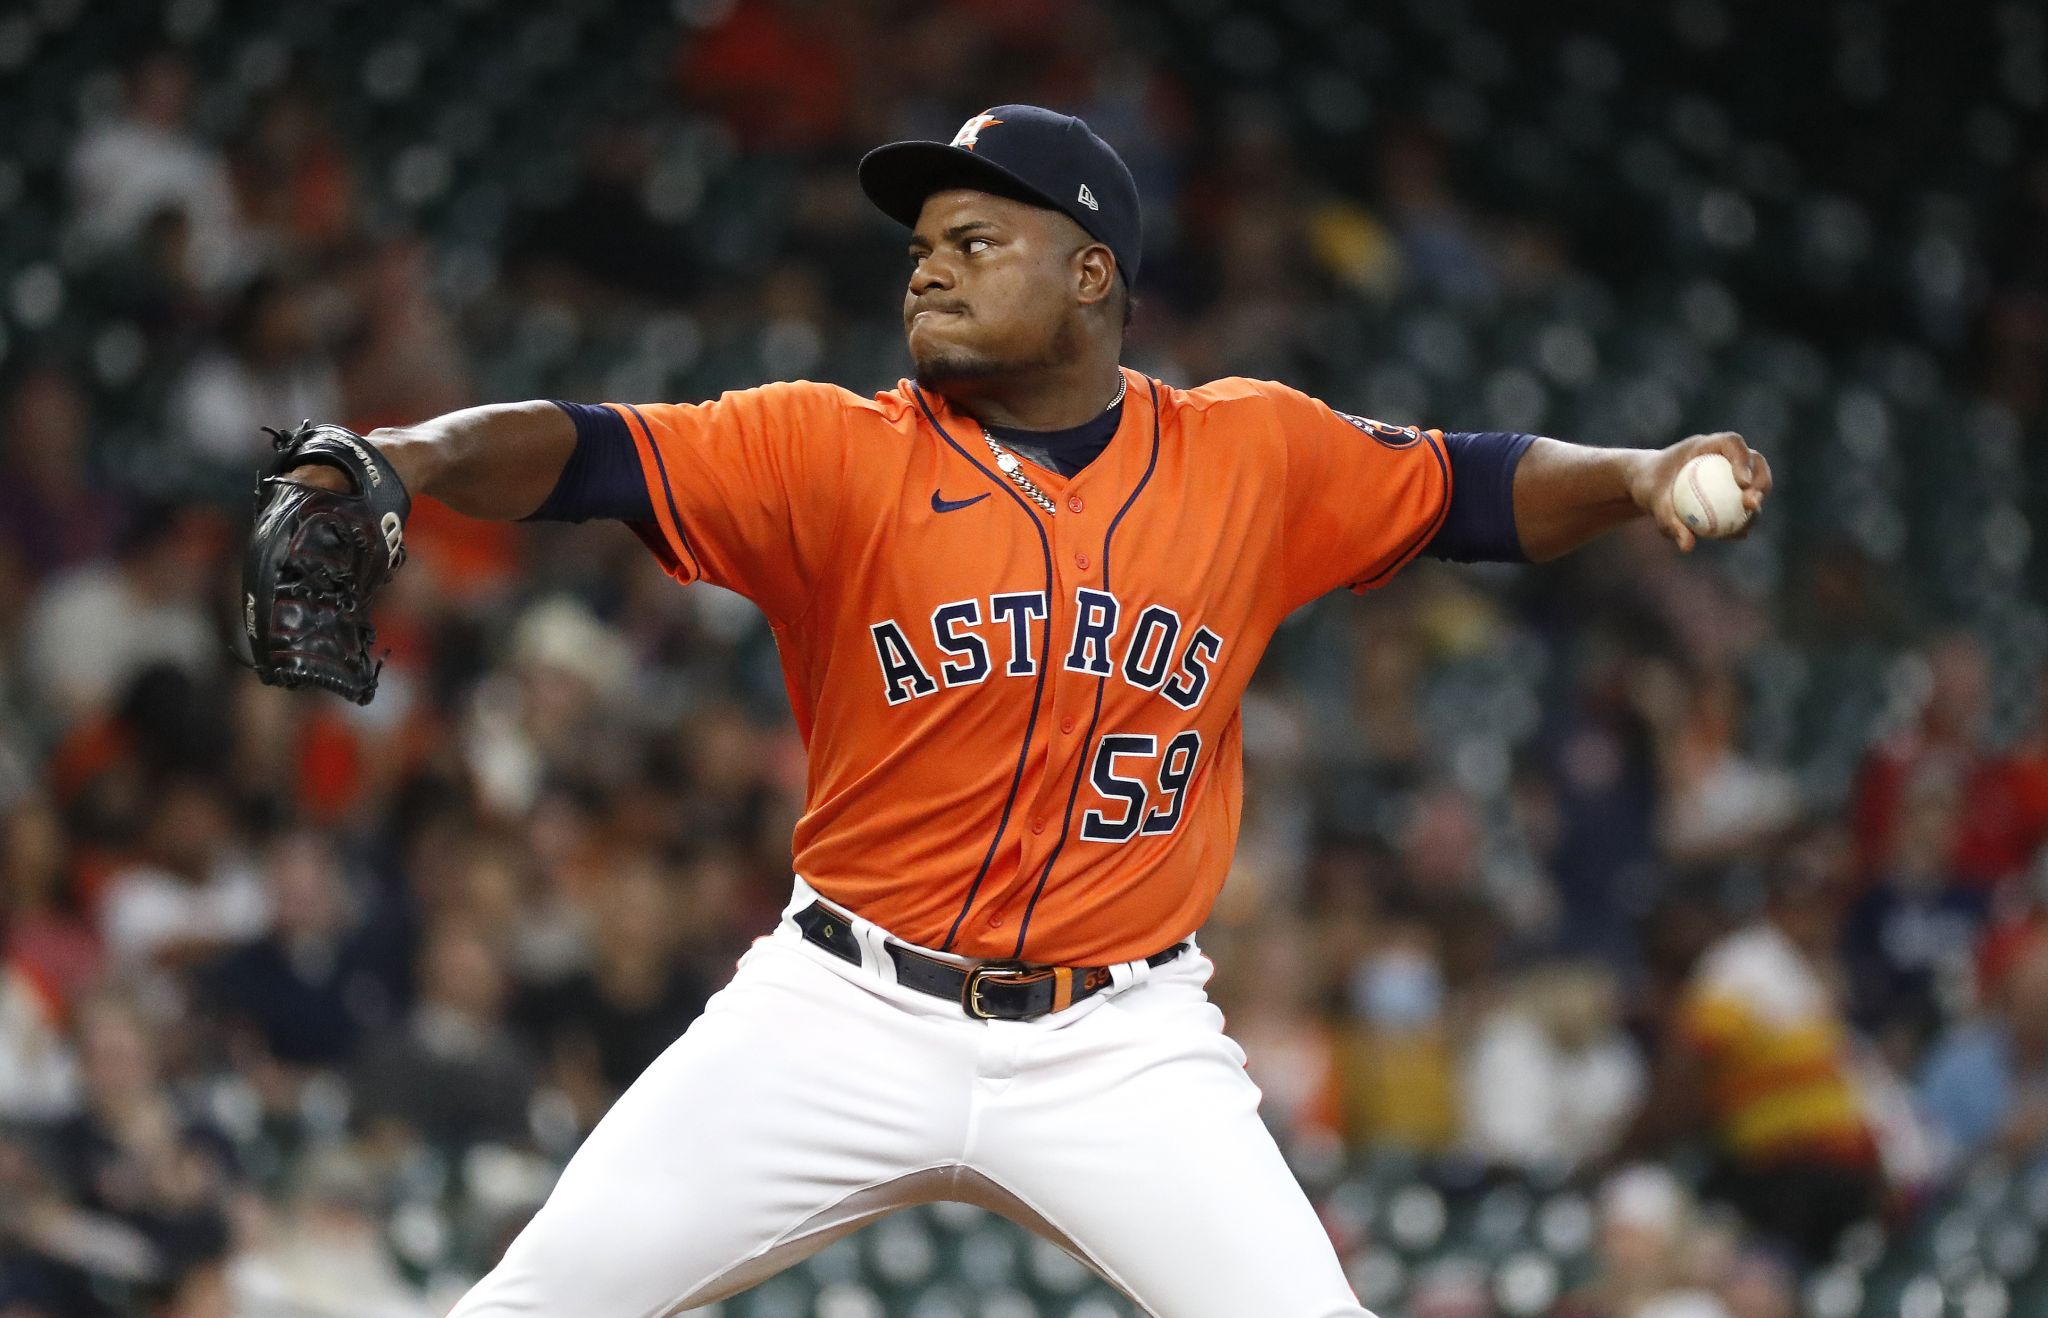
[0,0,2045,1314]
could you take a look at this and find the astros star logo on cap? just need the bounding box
[950,111,1003,151]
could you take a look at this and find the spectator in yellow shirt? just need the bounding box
[1629,844,1883,1263]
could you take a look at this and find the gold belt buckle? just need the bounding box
[962,960,1050,1020]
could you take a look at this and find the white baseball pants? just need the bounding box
[448,881,1369,1317]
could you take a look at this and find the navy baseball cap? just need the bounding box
[859,104,1143,288]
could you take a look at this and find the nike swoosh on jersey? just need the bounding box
[931,491,991,513]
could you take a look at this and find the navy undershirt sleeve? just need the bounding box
[1421,430,1539,563]
[523,401,656,523]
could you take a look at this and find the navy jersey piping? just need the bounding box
[911,387,1057,953]
[619,403,705,580]
[1010,378,1163,959]
[1348,427,1452,590]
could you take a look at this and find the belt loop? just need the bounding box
[857,920,893,981]
[782,875,823,923]
[1107,956,1153,993]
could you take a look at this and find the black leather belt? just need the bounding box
[794,901,1188,1021]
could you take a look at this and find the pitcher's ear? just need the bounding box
[1074,243,1118,309]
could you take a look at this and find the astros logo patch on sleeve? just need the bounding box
[1334,411,1424,448]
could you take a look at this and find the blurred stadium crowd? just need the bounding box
[0,0,2045,1314]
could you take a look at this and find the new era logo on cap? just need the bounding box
[1077,183,1098,210]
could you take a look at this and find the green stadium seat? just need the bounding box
[1062,1300,1125,1318]
[1343,1245,1406,1312]
[1833,1219,1889,1274]
[1024,1237,1094,1297]
[1493,1250,1560,1316]
[1987,1221,2040,1283]
[976,1290,1041,1318]
[802,1238,864,1287]
[1384,1182,1449,1255]
[732,1274,812,1318]
[1804,1263,1864,1318]
[813,1283,885,1318]
[1897,1272,1944,1318]
[955,1225,1021,1289]
[1534,1190,1595,1260]
[906,1289,972,1318]
[1470,1182,1536,1256]
[867,1215,940,1289]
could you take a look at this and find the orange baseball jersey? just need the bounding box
[614,368,1450,965]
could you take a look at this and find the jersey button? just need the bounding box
[1060,715,1076,734]
[1067,495,1084,513]
[1030,817,1046,835]
[987,912,1004,929]
[1074,552,1090,571]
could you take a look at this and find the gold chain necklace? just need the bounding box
[978,373,1127,517]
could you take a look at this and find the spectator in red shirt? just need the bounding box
[1853,634,2048,890]
[676,0,856,153]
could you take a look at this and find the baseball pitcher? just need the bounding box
[245,105,1770,1316]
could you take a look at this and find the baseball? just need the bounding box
[1672,453,1752,539]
